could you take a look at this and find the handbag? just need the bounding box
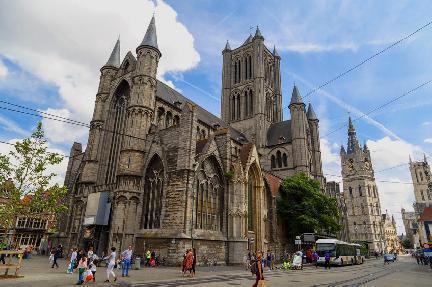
[258,280,266,287]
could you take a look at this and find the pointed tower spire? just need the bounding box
[409,154,412,164]
[138,15,159,51]
[243,34,253,45]
[424,153,428,164]
[224,40,231,51]
[105,38,120,68]
[307,103,318,120]
[273,45,279,57]
[290,85,304,106]
[348,116,355,133]
[340,145,346,155]
[255,26,262,37]
[347,117,360,154]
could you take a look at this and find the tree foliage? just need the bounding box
[0,123,68,237]
[277,172,341,239]
[402,238,412,249]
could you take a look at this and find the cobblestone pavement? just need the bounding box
[0,255,430,287]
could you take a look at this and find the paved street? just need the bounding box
[0,255,430,287]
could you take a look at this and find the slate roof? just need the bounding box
[290,85,303,105]
[139,16,158,50]
[243,34,253,45]
[266,120,292,146]
[105,39,120,68]
[263,171,282,197]
[306,103,318,120]
[155,80,245,142]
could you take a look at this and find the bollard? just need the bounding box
[135,257,141,270]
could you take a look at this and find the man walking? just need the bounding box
[324,251,331,270]
[312,250,319,268]
[121,245,133,277]
[51,245,61,268]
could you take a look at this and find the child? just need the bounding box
[88,259,97,282]
[76,256,88,285]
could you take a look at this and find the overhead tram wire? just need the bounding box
[282,18,432,110]
[0,104,155,146]
[0,100,89,127]
[322,79,432,139]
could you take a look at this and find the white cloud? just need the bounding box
[0,0,200,121]
[41,108,88,144]
[0,115,28,137]
[422,121,431,126]
[0,59,7,77]
[424,138,432,144]
[279,42,358,53]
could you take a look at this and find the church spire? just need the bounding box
[224,40,231,51]
[138,15,159,51]
[307,103,318,120]
[273,45,279,57]
[104,38,120,68]
[347,116,360,154]
[255,26,263,38]
[290,85,304,106]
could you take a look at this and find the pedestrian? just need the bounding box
[88,258,97,282]
[324,251,331,270]
[103,247,117,283]
[0,240,6,265]
[68,248,77,274]
[190,248,197,278]
[374,251,378,259]
[266,250,271,270]
[270,251,275,270]
[150,250,156,267]
[182,249,193,277]
[76,255,87,285]
[312,250,319,268]
[252,251,264,287]
[51,245,61,268]
[121,245,133,277]
[145,250,151,267]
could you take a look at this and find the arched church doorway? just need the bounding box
[246,162,264,252]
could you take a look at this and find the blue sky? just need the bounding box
[1,0,432,234]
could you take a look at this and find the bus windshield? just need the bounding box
[316,243,336,257]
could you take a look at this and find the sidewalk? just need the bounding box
[0,255,248,287]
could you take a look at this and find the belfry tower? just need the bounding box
[221,27,282,147]
[341,117,384,252]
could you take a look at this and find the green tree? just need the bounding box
[0,123,68,244]
[277,172,341,240]
[402,238,412,249]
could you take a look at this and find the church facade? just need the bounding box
[59,17,324,265]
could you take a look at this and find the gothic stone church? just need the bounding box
[59,16,324,265]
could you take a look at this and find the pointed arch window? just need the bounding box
[271,155,276,169]
[236,94,241,119]
[244,90,249,117]
[349,187,353,197]
[173,115,180,126]
[194,157,223,231]
[282,153,288,167]
[143,155,164,229]
[165,111,173,128]
[276,150,282,168]
[106,80,129,184]
[358,185,362,196]
[248,90,253,115]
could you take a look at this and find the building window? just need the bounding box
[173,115,180,126]
[368,185,371,197]
[282,153,288,167]
[271,155,275,169]
[248,90,253,115]
[349,187,353,197]
[358,185,362,196]
[194,157,223,231]
[420,172,424,182]
[276,150,282,168]
[143,155,164,229]
[421,190,425,201]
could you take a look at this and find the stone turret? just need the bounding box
[273,46,282,122]
[307,103,323,181]
[289,85,308,172]
[118,15,161,176]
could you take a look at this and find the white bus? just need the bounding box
[316,239,364,266]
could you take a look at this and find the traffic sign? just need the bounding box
[295,239,302,245]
